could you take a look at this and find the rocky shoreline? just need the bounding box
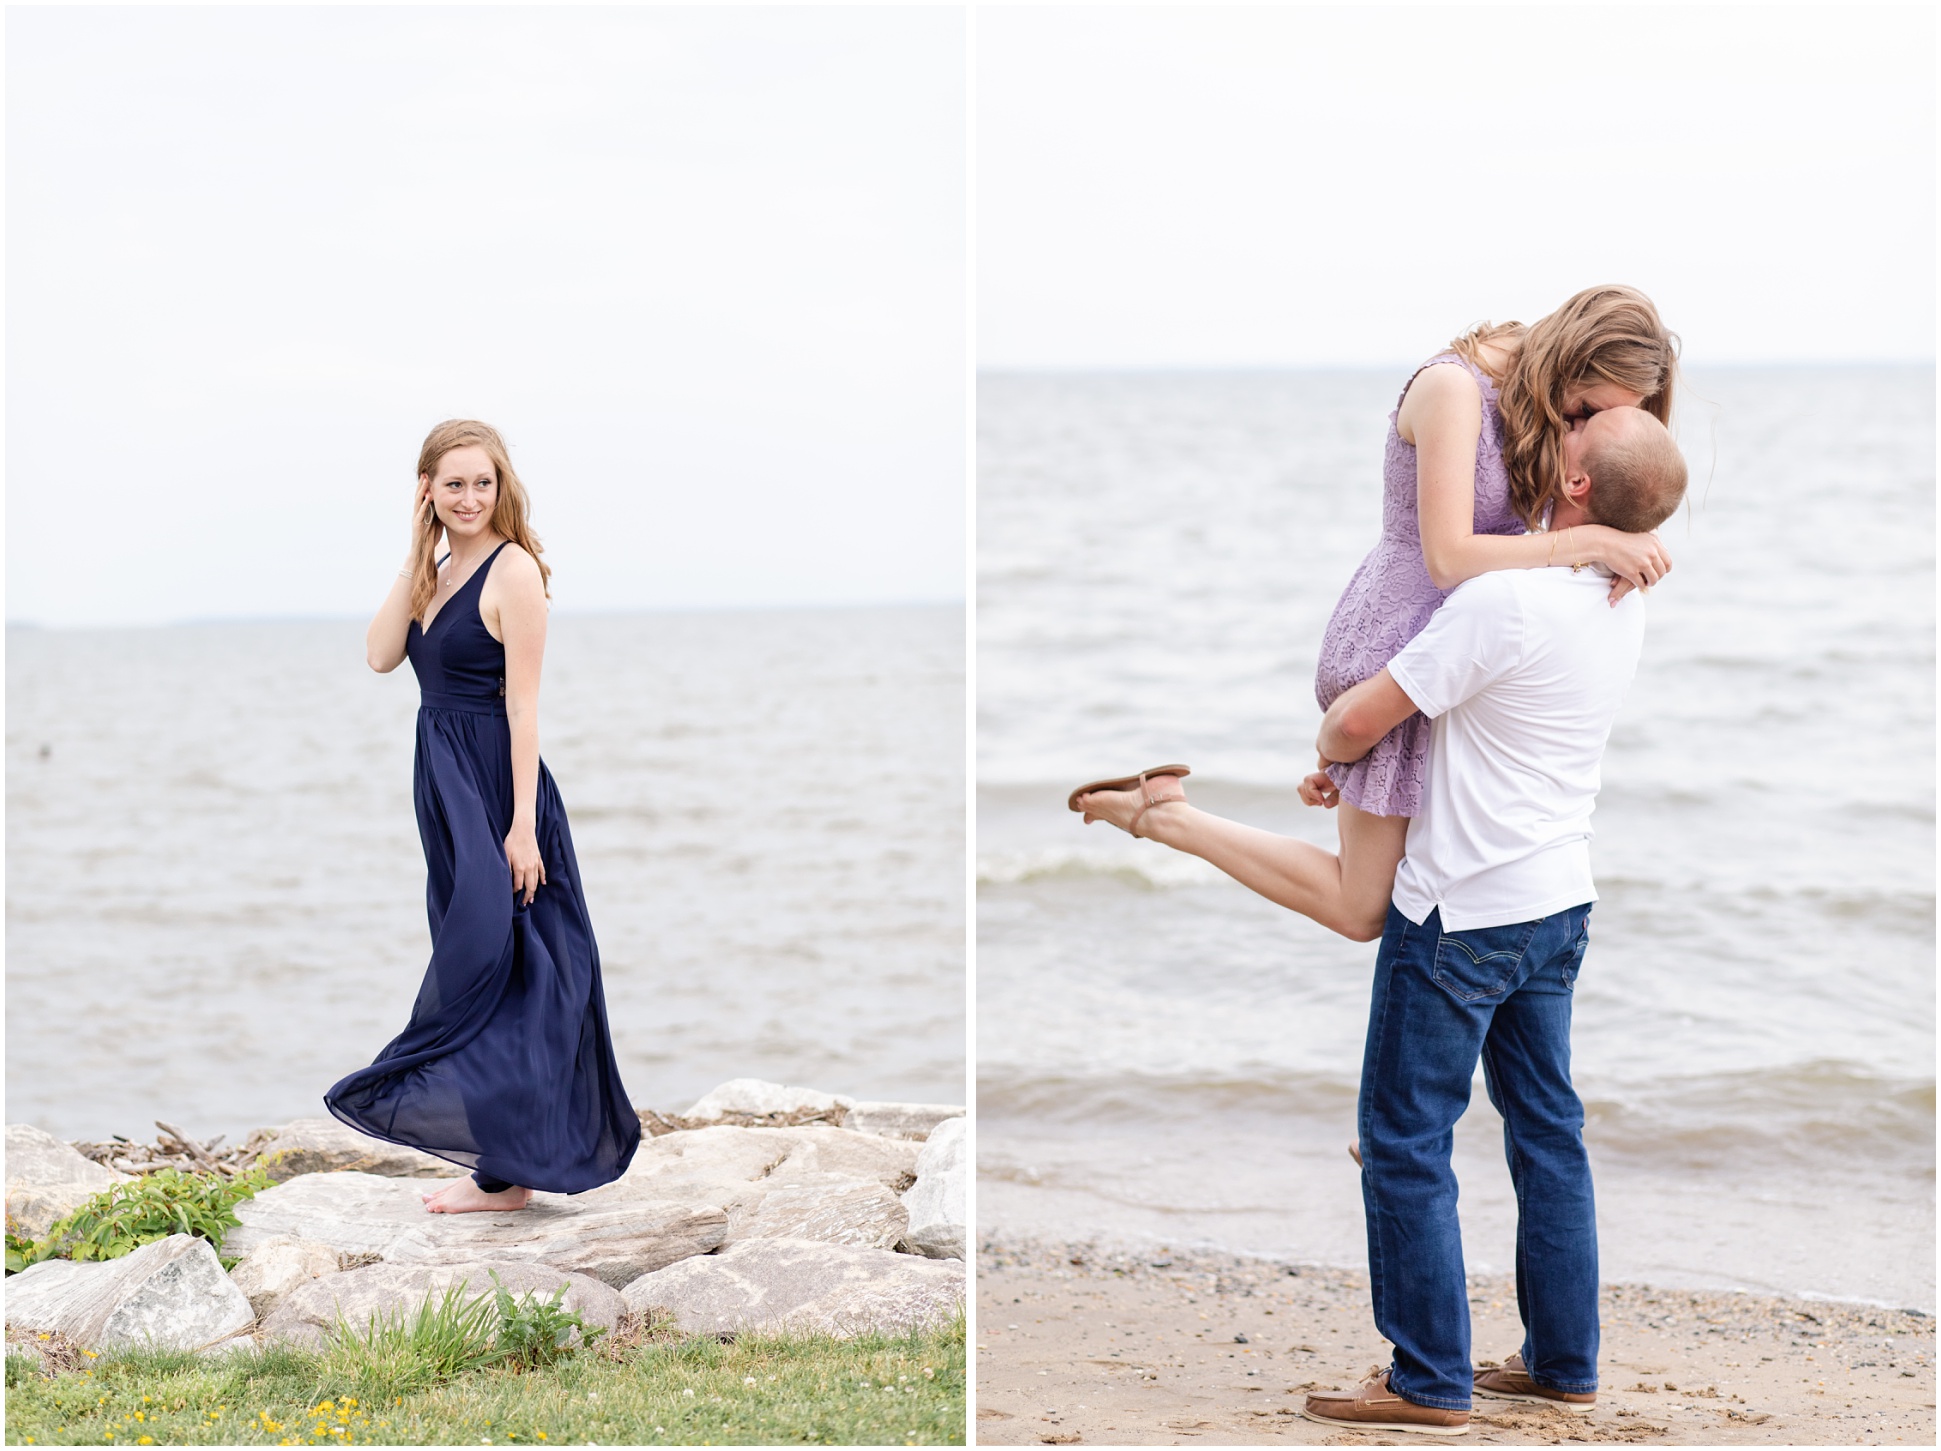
[3,1080,966,1363]
[977,1236,1935,1446]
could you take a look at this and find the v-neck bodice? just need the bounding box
[406,541,510,710]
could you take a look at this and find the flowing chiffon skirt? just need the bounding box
[325,546,639,1193]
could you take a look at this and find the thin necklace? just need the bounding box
[443,539,500,590]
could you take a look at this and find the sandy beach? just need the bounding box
[975,1239,1935,1446]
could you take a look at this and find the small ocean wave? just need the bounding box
[1582,1061,1935,1171]
[980,1061,1935,1174]
[978,1069,1355,1130]
[977,846,1225,889]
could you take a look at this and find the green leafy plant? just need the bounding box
[487,1269,604,1370]
[6,1165,273,1275]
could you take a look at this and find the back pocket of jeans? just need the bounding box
[1431,918,1541,1003]
[1559,915,1590,987]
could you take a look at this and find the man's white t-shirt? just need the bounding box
[1385,567,1646,932]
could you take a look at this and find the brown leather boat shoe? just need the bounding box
[1472,1352,1596,1413]
[1301,1367,1470,1436]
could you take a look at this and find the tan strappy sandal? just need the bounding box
[1066,764,1191,839]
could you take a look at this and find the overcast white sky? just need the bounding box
[979,4,1936,368]
[9,6,965,627]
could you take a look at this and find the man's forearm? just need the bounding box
[1317,669,1419,765]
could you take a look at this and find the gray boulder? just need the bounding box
[680,1079,853,1124]
[4,1233,254,1350]
[608,1123,922,1197]
[620,1237,964,1337]
[220,1171,727,1289]
[734,1176,908,1249]
[843,1102,965,1142]
[250,1119,455,1183]
[260,1259,623,1352]
[5,1124,130,1239]
[758,1127,921,1190]
[227,1234,344,1319]
[899,1116,966,1261]
[582,1125,921,1247]
[607,1125,805,1194]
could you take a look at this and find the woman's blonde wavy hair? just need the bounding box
[408,420,551,623]
[1450,285,1681,528]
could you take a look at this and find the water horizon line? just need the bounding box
[5,595,967,633]
[978,358,1937,376]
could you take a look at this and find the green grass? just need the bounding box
[3,1311,966,1446]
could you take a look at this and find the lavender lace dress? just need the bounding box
[1315,354,1524,817]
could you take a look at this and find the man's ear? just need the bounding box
[1558,468,1594,512]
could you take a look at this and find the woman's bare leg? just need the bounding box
[1077,780,1407,942]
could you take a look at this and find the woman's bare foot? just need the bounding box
[423,1180,532,1214]
[1078,775,1189,838]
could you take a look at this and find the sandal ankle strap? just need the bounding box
[1127,771,1182,838]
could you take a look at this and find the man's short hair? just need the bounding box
[1582,413,1688,534]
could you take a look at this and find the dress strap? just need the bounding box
[454,540,512,592]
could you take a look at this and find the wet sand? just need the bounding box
[976,1239,1935,1445]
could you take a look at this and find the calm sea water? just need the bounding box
[7,605,965,1143]
[977,367,1935,1308]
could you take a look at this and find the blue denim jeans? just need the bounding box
[1359,901,1599,1410]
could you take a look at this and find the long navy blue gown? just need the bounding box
[326,542,641,1193]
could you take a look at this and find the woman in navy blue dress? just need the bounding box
[327,420,640,1213]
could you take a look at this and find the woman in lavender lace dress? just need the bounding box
[1071,285,1681,939]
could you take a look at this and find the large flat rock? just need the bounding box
[580,1125,921,1248]
[251,1118,457,1183]
[843,1101,965,1142]
[4,1233,254,1350]
[599,1124,918,1193]
[260,1259,623,1352]
[758,1128,921,1190]
[6,1124,130,1239]
[220,1172,726,1289]
[735,1176,908,1249]
[900,1116,966,1261]
[620,1237,964,1338]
